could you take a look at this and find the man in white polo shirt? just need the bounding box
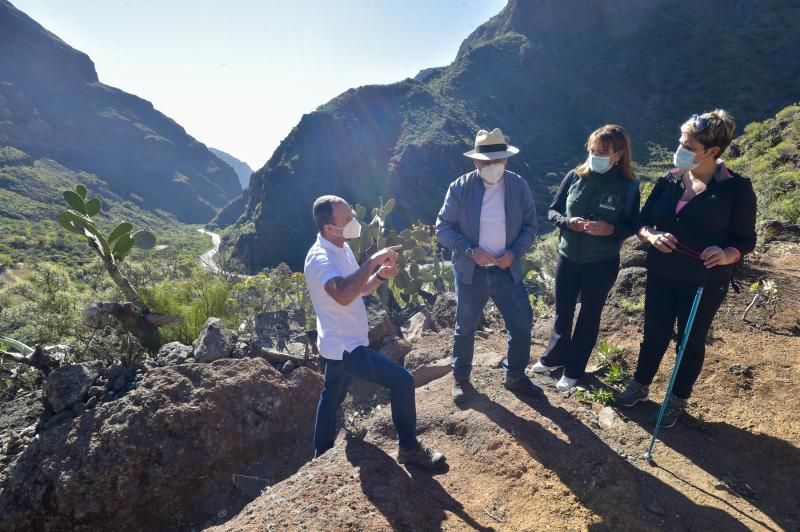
[436,128,541,402]
[304,195,446,470]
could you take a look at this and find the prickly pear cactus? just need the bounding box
[58,184,157,305]
[347,197,453,308]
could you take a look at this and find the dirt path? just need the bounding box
[213,245,799,531]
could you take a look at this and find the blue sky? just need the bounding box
[14,0,507,170]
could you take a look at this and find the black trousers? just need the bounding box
[540,254,619,379]
[634,274,728,399]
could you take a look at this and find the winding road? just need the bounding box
[197,228,221,273]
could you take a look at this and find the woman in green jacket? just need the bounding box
[532,125,641,392]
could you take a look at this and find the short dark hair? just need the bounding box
[312,195,346,232]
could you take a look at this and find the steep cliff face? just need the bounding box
[0,0,242,223]
[209,148,252,190]
[232,0,800,271]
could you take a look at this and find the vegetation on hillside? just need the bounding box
[0,147,209,271]
[727,103,800,223]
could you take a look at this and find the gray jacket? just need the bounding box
[436,169,538,285]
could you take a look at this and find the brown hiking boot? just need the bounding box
[397,440,446,471]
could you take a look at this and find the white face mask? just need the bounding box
[479,162,505,185]
[673,145,701,171]
[331,217,362,239]
[589,153,613,174]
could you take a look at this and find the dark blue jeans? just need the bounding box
[540,255,619,379]
[314,346,417,456]
[453,266,533,381]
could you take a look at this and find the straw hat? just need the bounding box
[463,128,520,160]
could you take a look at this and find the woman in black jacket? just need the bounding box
[616,109,757,428]
[532,125,640,392]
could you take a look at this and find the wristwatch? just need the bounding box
[465,246,475,258]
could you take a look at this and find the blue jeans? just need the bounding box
[314,346,417,456]
[452,266,533,381]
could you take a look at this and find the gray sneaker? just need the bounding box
[615,379,649,407]
[397,440,446,470]
[650,394,686,429]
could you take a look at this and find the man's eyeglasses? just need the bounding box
[692,114,711,131]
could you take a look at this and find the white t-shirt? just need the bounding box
[304,234,369,360]
[478,177,507,256]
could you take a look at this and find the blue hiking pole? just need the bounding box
[643,285,704,463]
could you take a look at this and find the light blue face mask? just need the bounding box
[673,145,700,171]
[589,153,613,174]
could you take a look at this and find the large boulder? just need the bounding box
[193,317,237,363]
[366,297,396,346]
[401,311,433,342]
[378,336,413,365]
[251,309,310,365]
[0,359,323,531]
[156,341,193,366]
[609,267,647,300]
[760,220,800,244]
[44,361,103,413]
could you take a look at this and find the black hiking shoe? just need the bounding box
[503,375,544,399]
[397,440,446,471]
[615,379,649,407]
[452,378,474,402]
[650,394,686,429]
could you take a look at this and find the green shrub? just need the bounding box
[140,269,236,344]
[0,263,88,346]
[229,263,315,331]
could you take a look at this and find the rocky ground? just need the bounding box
[212,242,800,531]
[0,241,798,531]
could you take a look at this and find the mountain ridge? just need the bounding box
[209,148,252,190]
[228,0,800,272]
[0,0,241,223]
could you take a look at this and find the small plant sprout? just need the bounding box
[605,362,628,387]
[595,340,625,367]
[575,386,615,406]
[742,278,780,322]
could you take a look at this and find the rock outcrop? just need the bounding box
[44,361,103,413]
[0,358,323,531]
[194,317,237,363]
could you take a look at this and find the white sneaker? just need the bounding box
[531,360,564,374]
[556,375,578,392]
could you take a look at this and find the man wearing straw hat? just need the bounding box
[436,128,542,402]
